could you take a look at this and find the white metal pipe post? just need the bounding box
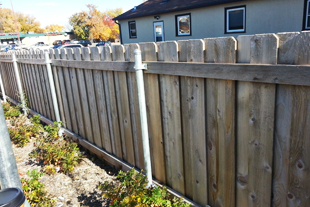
[0,63,7,102]
[134,49,153,187]
[12,53,26,114]
[44,51,61,123]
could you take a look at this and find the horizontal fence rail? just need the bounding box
[1,31,310,207]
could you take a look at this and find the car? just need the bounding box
[62,40,73,45]
[53,44,62,49]
[56,44,84,49]
[96,41,111,47]
[53,40,62,45]
[30,44,53,51]
[77,40,92,47]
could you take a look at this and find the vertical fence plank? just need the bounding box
[236,34,277,207]
[76,48,93,143]
[60,49,78,133]
[99,46,113,153]
[103,46,122,158]
[68,48,85,137]
[204,37,236,207]
[91,47,111,152]
[29,51,43,115]
[37,52,52,119]
[113,44,135,165]
[51,49,66,126]
[179,39,206,201]
[56,49,71,129]
[83,47,102,148]
[33,51,47,116]
[273,31,310,207]
[158,41,180,186]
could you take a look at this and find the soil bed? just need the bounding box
[11,121,118,207]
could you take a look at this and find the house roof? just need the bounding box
[113,0,244,20]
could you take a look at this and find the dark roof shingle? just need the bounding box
[114,0,244,20]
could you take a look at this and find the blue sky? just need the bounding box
[2,0,144,29]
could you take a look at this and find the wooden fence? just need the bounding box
[1,31,310,207]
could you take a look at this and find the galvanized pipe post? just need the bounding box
[0,63,6,102]
[12,53,26,114]
[134,49,153,187]
[44,51,61,123]
[0,103,22,189]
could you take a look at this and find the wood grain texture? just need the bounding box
[277,32,300,64]
[61,51,78,134]
[159,41,181,188]
[29,53,43,115]
[180,39,207,205]
[113,45,135,165]
[236,33,277,207]
[205,37,236,207]
[294,31,310,65]
[204,37,236,63]
[273,32,310,207]
[139,42,157,61]
[237,35,253,63]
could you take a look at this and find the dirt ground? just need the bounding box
[12,135,118,207]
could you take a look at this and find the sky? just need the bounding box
[1,0,144,29]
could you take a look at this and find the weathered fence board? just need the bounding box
[236,34,277,207]
[205,37,236,207]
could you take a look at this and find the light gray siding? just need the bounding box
[119,0,305,44]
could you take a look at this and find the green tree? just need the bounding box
[69,12,89,39]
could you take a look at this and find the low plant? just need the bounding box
[2,102,21,119]
[21,169,55,206]
[8,115,43,147]
[99,168,191,207]
[30,132,83,174]
[44,121,62,138]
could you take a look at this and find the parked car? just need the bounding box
[30,44,53,51]
[77,40,92,47]
[96,41,111,47]
[56,44,84,49]
[62,40,73,45]
[53,44,62,49]
[53,40,62,45]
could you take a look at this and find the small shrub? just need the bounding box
[44,121,62,138]
[2,102,21,119]
[99,168,191,207]
[21,169,56,206]
[9,116,43,147]
[30,134,83,174]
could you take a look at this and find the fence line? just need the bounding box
[1,31,310,207]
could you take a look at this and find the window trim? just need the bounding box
[128,21,137,38]
[175,13,191,36]
[225,6,246,34]
[304,0,310,30]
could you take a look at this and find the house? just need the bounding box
[113,0,309,44]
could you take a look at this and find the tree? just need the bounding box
[69,5,123,41]
[69,12,89,40]
[45,24,65,32]
[0,8,45,33]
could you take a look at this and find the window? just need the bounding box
[305,0,310,29]
[128,21,137,38]
[225,6,246,33]
[175,13,191,36]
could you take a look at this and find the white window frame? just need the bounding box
[306,0,310,29]
[129,21,137,38]
[226,7,245,33]
[176,14,191,36]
